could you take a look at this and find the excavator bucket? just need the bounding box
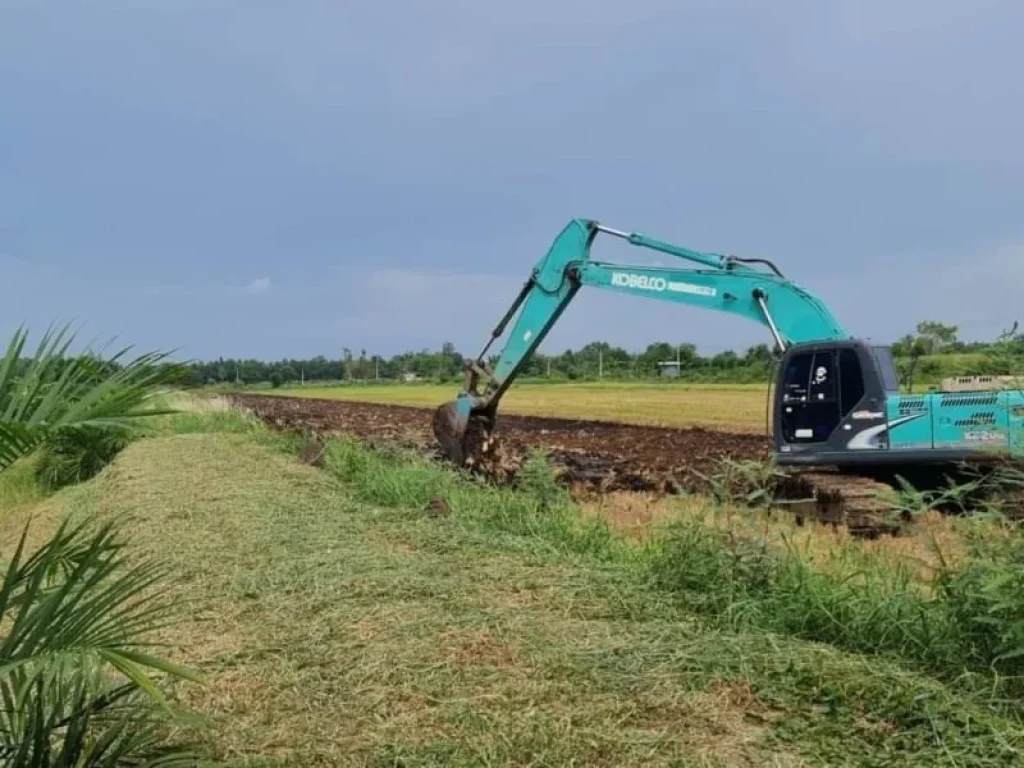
[432,396,493,467]
[432,400,471,466]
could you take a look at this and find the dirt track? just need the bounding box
[228,393,770,494]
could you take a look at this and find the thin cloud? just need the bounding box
[241,277,272,295]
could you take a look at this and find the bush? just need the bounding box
[0,324,180,475]
[34,426,133,490]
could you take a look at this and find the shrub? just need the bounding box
[0,324,182,474]
[34,426,133,490]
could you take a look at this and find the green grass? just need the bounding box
[326,437,1024,694]
[273,380,770,431]
[3,407,1021,765]
[0,458,45,512]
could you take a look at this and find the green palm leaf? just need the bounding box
[0,324,186,473]
[0,518,205,763]
[0,325,203,762]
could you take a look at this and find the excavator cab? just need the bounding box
[774,339,1024,467]
[773,340,897,464]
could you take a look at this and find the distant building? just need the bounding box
[657,361,680,378]
[400,372,422,383]
[941,375,1021,392]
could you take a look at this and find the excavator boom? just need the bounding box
[433,218,849,465]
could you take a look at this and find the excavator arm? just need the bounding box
[433,218,850,465]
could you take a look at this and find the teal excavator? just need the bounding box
[432,219,1023,521]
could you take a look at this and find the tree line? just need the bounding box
[187,321,1024,387]
[187,341,779,386]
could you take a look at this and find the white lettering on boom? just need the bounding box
[610,272,716,298]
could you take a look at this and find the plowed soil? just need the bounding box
[228,393,770,495]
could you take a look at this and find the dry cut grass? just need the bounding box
[0,433,794,765]
[2,428,1020,765]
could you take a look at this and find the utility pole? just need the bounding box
[546,358,551,377]
[375,357,380,380]
[599,349,604,379]
[301,368,305,386]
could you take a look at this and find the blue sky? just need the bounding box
[2,1,1022,361]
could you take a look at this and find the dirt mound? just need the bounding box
[228,393,770,495]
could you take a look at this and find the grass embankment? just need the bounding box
[274,380,769,432]
[2,401,1022,765]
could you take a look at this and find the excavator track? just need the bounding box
[777,469,899,535]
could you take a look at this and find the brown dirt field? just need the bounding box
[228,393,770,495]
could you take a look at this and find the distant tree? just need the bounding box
[279,363,298,383]
[439,341,464,380]
[915,321,958,354]
[984,321,1024,376]
[894,334,929,390]
[637,342,677,374]
[710,350,739,369]
[187,322,1024,388]
[743,344,774,366]
[675,343,700,368]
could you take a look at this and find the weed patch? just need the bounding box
[323,437,623,561]
[648,515,1024,701]
[936,530,1024,678]
[325,436,1024,711]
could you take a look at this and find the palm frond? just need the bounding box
[0,517,204,763]
[0,324,188,472]
[0,519,201,687]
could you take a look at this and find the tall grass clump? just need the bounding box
[514,447,572,511]
[936,528,1024,680]
[648,515,1024,696]
[152,393,266,437]
[0,460,44,511]
[322,438,621,560]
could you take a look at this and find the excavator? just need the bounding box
[432,218,1024,527]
